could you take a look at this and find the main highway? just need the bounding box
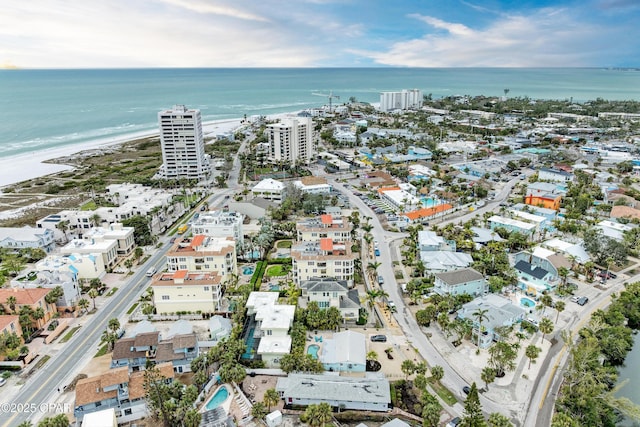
[1,135,248,426]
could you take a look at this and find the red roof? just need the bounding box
[173,270,188,279]
[320,238,334,251]
[0,315,19,332]
[403,204,453,220]
[191,235,205,247]
[0,288,52,305]
[320,214,333,225]
[377,186,401,194]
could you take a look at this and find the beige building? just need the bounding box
[83,223,135,257]
[296,215,352,243]
[61,237,119,269]
[291,238,355,287]
[165,235,237,279]
[152,270,223,314]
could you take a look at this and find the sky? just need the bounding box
[1,0,639,68]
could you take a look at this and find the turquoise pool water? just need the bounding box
[205,386,229,410]
[243,267,254,275]
[307,344,320,359]
[421,197,438,208]
[520,297,536,308]
[241,327,255,359]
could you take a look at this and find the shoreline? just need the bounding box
[0,112,297,190]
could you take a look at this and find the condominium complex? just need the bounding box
[296,215,352,243]
[379,89,423,112]
[165,235,237,279]
[268,116,314,164]
[191,210,244,246]
[156,105,211,181]
[291,238,355,287]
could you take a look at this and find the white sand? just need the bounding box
[0,113,298,190]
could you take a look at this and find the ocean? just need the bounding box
[1,67,640,158]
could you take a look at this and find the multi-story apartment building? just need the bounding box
[151,270,223,314]
[35,253,106,280]
[191,210,244,246]
[267,116,314,164]
[165,235,236,279]
[157,105,211,181]
[296,215,352,243]
[12,268,80,309]
[0,288,57,331]
[379,89,423,112]
[291,238,355,287]
[82,223,135,257]
[61,237,118,270]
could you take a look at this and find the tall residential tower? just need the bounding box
[267,116,314,165]
[157,105,211,181]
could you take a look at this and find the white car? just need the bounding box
[570,296,581,303]
[0,377,6,387]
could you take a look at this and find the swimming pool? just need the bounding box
[242,266,254,275]
[520,297,536,308]
[205,385,230,411]
[421,197,439,208]
[307,344,320,359]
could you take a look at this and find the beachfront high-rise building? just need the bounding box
[379,89,423,112]
[156,105,211,181]
[267,116,314,164]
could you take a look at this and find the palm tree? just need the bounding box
[88,289,99,310]
[557,267,569,292]
[32,307,45,328]
[431,365,444,383]
[78,298,89,314]
[539,317,554,342]
[472,308,490,349]
[367,261,381,282]
[263,388,279,411]
[366,350,378,363]
[108,318,120,335]
[481,366,496,391]
[525,344,541,369]
[554,300,565,323]
[251,402,267,420]
[6,296,17,314]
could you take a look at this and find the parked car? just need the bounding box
[598,271,617,280]
[462,386,471,395]
[370,334,387,342]
[577,296,589,306]
[570,296,581,303]
[374,249,380,256]
[378,275,384,285]
[446,417,461,427]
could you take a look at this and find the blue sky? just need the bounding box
[1,0,639,68]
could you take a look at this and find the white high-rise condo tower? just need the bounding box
[157,105,211,181]
[267,116,314,164]
[379,89,423,112]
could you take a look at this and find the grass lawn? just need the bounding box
[266,264,289,277]
[94,345,108,358]
[428,378,458,406]
[34,355,51,370]
[80,200,97,211]
[127,302,139,315]
[59,326,81,343]
[276,240,292,249]
[105,287,118,297]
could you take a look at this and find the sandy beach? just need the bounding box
[0,115,286,190]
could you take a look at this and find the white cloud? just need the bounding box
[159,0,269,22]
[357,8,608,67]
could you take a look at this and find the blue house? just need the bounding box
[319,330,366,372]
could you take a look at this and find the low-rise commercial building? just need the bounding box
[152,270,223,314]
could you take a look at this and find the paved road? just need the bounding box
[0,135,250,426]
[327,174,530,422]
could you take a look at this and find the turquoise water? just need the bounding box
[421,197,439,208]
[205,386,229,410]
[2,68,640,158]
[520,297,536,308]
[242,267,254,275]
[241,327,255,359]
[307,344,320,359]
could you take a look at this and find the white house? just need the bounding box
[319,330,366,372]
[276,373,390,412]
[300,278,360,322]
[36,253,106,280]
[61,238,118,269]
[245,292,295,368]
[191,210,244,246]
[252,179,287,202]
[0,226,56,253]
[538,167,574,183]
